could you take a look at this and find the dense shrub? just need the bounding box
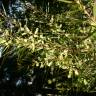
[0,0,96,95]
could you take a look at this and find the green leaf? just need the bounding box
[93,3,96,16]
[0,38,6,44]
[58,0,73,3]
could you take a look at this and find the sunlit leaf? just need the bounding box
[68,69,73,78]
[84,79,88,85]
[58,0,73,3]
[48,79,52,84]
[93,2,96,17]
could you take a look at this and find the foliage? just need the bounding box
[0,0,96,95]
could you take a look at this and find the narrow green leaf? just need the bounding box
[93,2,96,16]
[58,0,73,3]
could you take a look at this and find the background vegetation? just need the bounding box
[0,0,96,95]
